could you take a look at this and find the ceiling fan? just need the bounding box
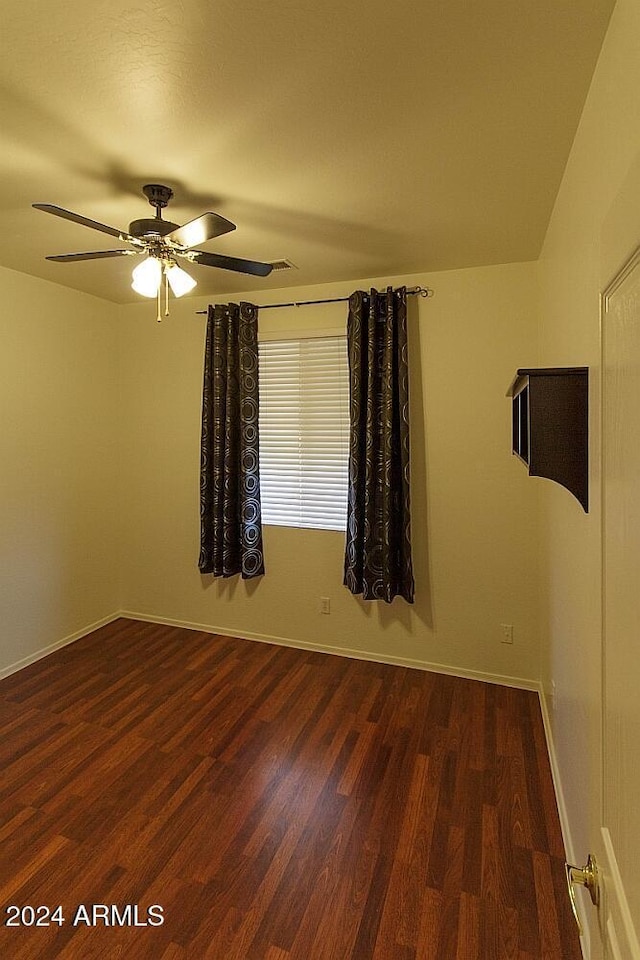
[33,183,273,318]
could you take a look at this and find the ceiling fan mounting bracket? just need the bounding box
[142,184,174,210]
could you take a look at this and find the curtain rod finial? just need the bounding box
[411,286,433,298]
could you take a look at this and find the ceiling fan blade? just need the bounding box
[33,203,135,242]
[45,249,137,262]
[165,213,236,249]
[190,250,273,277]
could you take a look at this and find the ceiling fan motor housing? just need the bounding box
[128,217,180,239]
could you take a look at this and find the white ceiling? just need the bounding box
[0,0,614,303]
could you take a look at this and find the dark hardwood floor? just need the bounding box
[0,619,581,959]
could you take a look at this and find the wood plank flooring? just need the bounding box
[0,619,581,959]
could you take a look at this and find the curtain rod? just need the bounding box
[195,285,432,314]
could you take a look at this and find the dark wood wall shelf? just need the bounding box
[507,367,589,511]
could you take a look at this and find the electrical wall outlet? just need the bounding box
[500,623,514,644]
[320,597,331,615]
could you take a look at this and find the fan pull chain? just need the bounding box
[156,283,162,323]
[165,272,170,318]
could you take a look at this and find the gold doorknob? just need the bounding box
[565,854,599,936]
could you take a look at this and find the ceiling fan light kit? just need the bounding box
[131,256,197,322]
[33,183,273,320]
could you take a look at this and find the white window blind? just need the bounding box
[258,336,350,531]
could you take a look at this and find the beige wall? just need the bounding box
[0,266,120,676]
[118,261,541,686]
[0,255,543,689]
[538,0,640,952]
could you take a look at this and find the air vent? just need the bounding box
[268,258,298,271]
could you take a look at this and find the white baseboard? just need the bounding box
[537,685,588,959]
[118,609,539,691]
[0,612,121,681]
[1,606,540,693]
[537,684,575,858]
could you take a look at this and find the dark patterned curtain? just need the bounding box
[343,287,414,603]
[199,302,265,579]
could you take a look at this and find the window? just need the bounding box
[258,335,350,531]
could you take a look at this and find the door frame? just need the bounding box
[597,246,640,960]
